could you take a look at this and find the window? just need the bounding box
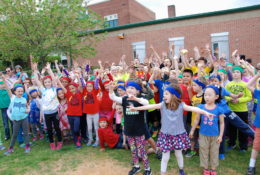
[104,14,118,28]
[211,32,229,60]
[132,41,146,63]
[168,37,184,57]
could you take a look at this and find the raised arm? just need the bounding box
[247,73,260,92]
[54,60,62,75]
[129,103,162,111]
[183,103,214,116]
[109,83,122,104]
[1,75,12,97]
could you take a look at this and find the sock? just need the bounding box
[134,165,140,168]
[249,158,256,167]
[145,167,151,171]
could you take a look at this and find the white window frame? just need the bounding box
[168,37,184,57]
[211,32,229,60]
[132,41,146,63]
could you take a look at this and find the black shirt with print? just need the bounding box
[122,96,145,137]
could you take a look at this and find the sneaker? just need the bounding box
[179,169,186,175]
[39,135,44,140]
[32,137,37,142]
[76,142,82,149]
[128,166,141,175]
[0,145,6,150]
[246,167,255,175]
[143,169,152,175]
[4,148,14,156]
[4,137,10,141]
[56,142,63,150]
[156,151,162,160]
[19,143,26,148]
[50,143,56,150]
[203,169,211,175]
[86,141,92,146]
[25,146,31,153]
[210,170,217,175]
[240,149,247,153]
[185,150,196,158]
[227,145,236,150]
[92,142,99,147]
[219,154,225,160]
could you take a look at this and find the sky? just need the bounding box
[87,0,260,19]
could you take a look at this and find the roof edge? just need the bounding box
[83,4,260,35]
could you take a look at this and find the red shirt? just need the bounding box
[99,79,113,112]
[83,89,100,114]
[180,84,192,115]
[65,92,83,116]
[98,110,119,149]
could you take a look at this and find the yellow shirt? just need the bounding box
[191,95,203,128]
[191,66,211,75]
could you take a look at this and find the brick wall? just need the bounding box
[128,0,155,23]
[79,9,260,66]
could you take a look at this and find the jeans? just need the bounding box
[1,108,12,139]
[10,118,29,147]
[80,113,87,140]
[44,112,62,143]
[220,111,254,153]
[68,116,81,143]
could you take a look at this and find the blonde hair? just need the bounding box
[165,83,182,110]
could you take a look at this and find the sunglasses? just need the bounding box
[6,70,11,72]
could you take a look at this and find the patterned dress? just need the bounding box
[58,102,70,131]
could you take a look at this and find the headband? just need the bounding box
[0,81,4,85]
[126,81,142,91]
[86,81,94,85]
[99,117,108,122]
[117,85,126,91]
[14,85,24,91]
[218,69,227,74]
[117,80,125,84]
[165,86,181,98]
[56,88,62,92]
[29,89,38,95]
[69,82,79,87]
[178,74,183,78]
[232,66,244,73]
[209,75,221,81]
[42,75,52,81]
[226,63,233,66]
[61,77,71,82]
[193,79,206,89]
[205,85,219,95]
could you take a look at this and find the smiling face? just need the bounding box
[232,70,242,80]
[43,78,52,88]
[204,88,219,105]
[15,87,24,97]
[116,105,123,114]
[69,85,77,94]
[192,82,201,93]
[61,79,69,87]
[99,121,108,129]
[210,78,220,86]
[86,83,93,92]
[117,88,126,97]
[57,89,65,100]
[182,72,192,85]
[126,86,138,96]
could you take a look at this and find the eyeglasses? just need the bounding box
[6,70,11,72]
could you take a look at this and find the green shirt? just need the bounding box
[225,81,252,112]
[0,89,10,109]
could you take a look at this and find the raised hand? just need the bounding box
[46,62,51,70]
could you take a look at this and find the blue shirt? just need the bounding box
[154,79,170,102]
[198,104,224,136]
[219,87,231,114]
[254,89,260,127]
[9,96,28,121]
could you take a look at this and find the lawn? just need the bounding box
[0,117,259,175]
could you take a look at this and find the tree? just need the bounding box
[0,0,104,67]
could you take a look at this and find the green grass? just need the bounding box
[0,116,259,174]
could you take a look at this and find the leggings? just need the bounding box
[87,113,99,142]
[161,150,184,173]
[44,112,62,143]
[68,116,81,143]
[127,135,150,169]
[10,118,29,147]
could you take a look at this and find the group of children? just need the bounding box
[0,45,259,175]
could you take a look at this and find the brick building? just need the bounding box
[87,0,155,27]
[81,4,260,66]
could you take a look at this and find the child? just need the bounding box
[0,76,11,141]
[28,88,44,141]
[59,80,83,148]
[186,77,207,158]
[98,108,124,151]
[246,73,260,175]
[35,63,62,150]
[190,85,225,175]
[57,88,70,141]
[130,83,214,175]
[4,85,31,155]
[83,80,100,147]
[225,66,252,152]
[109,80,152,175]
